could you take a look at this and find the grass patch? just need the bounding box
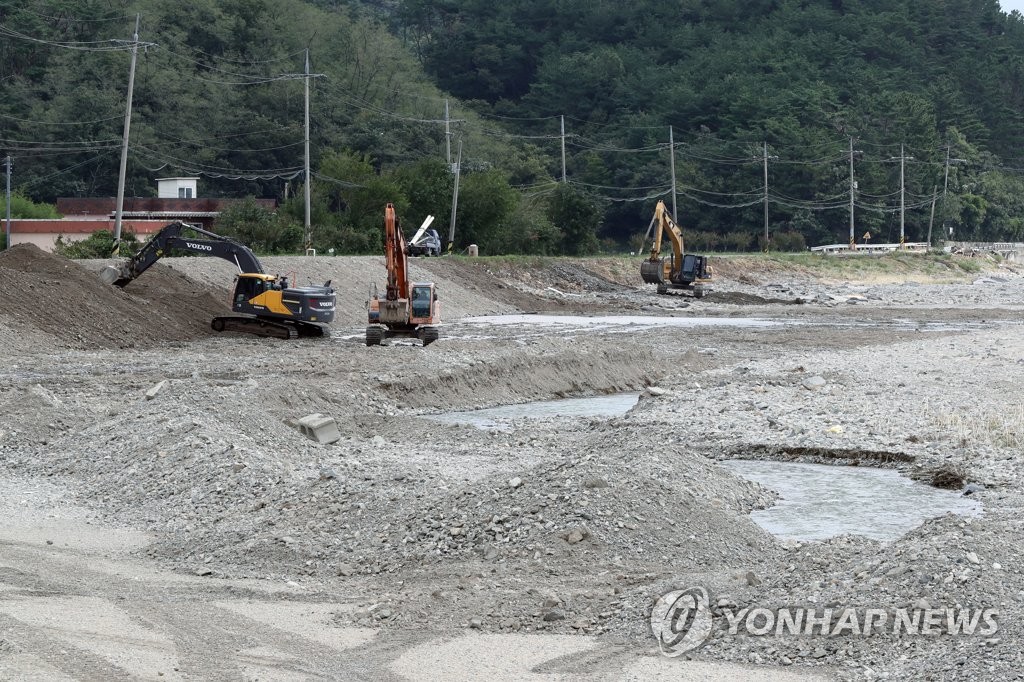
[932,404,1024,449]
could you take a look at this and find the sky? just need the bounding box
[1002,0,1024,14]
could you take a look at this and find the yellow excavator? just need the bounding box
[640,200,713,298]
[100,222,336,339]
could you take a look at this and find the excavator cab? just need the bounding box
[411,284,434,318]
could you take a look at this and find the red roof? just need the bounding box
[9,219,175,234]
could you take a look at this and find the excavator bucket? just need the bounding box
[640,258,667,284]
[99,263,132,286]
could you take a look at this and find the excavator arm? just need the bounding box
[383,203,409,301]
[100,221,264,287]
[647,200,684,264]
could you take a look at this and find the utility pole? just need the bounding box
[763,141,769,251]
[303,48,312,253]
[5,155,10,250]
[444,99,451,167]
[849,138,856,250]
[760,143,779,252]
[926,185,938,247]
[940,145,965,245]
[669,126,677,222]
[112,13,141,256]
[889,144,914,248]
[447,139,462,253]
[560,115,566,183]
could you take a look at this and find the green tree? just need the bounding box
[214,198,302,254]
[54,230,138,258]
[454,170,518,254]
[548,185,602,256]
[0,194,60,219]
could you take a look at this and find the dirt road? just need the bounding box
[1,246,1021,680]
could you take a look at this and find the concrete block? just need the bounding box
[297,413,341,444]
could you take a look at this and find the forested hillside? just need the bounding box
[4,0,1024,254]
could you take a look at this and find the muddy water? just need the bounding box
[719,460,982,541]
[428,392,640,430]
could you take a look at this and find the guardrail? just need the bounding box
[810,243,930,254]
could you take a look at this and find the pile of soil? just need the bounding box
[0,244,228,349]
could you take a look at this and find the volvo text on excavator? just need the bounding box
[639,200,713,297]
[366,203,440,346]
[99,222,336,339]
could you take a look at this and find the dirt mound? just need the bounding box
[703,290,800,305]
[0,244,228,349]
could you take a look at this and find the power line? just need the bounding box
[0,111,122,126]
[0,23,147,51]
[0,2,130,23]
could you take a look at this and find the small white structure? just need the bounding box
[157,177,199,199]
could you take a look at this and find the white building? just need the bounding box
[156,177,200,199]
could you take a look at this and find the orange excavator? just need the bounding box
[366,203,440,346]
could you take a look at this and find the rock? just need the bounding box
[28,384,63,407]
[500,618,522,631]
[812,648,828,659]
[646,386,667,396]
[963,483,985,495]
[145,380,169,400]
[508,477,523,489]
[542,596,562,608]
[826,425,844,434]
[371,435,386,447]
[583,477,609,489]
[319,467,338,480]
[802,376,827,391]
[543,609,565,622]
[336,563,355,576]
[564,528,586,545]
[745,570,762,586]
[468,617,483,629]
[966,551,981,565]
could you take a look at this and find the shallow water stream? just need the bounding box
[428,392,640,430]
[720,460,982,541]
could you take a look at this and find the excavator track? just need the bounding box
[211,316,298,340]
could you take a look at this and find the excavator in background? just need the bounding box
[366,203,440,346]
[99,222,336,339]
[640,200,713,298]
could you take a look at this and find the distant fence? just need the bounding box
[810,242,929,255]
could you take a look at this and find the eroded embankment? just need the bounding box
[377,347,659,411]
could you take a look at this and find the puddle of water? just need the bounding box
[719,460,981,542]
[461,315,779,330]
[427,392,640,430]
[458,314,1010,335]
